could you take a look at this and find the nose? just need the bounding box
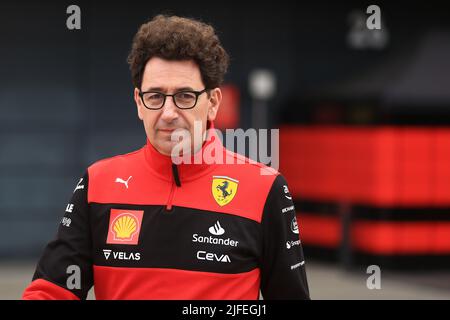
[160,96,179,122]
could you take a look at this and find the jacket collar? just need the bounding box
[143,121,223,184]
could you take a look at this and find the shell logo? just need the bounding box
[112,214,137,240]
[106,209,144,245]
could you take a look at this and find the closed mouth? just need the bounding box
[158,128,176,132]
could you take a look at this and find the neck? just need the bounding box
[143,121,223,183]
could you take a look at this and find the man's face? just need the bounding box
[134,57,221,156]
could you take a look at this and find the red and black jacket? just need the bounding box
[23,123,309,300]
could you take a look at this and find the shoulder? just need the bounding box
[87,147,144,180]
[221,148,294,203]
[222,147,279,178]
[210,148,283,222]
[84,146,148,204]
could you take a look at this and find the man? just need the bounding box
[23,15,310,300]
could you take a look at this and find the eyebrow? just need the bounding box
[142,86,196,92]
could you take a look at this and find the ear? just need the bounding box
[207,88,222,122]
[134,87,144,120]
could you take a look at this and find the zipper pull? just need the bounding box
[166,164,181,211]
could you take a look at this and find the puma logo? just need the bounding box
[115,176,132,189]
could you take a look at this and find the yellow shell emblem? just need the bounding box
[212,176,239,206]
[112,214,138,240]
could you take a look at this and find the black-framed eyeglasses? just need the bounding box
[139,88,209,110]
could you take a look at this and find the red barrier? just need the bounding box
[214,84,240,130]
[297,213,341,248]
[352,221,450,254]
[280,126,450,206]
[297,213,450,254]
[285,126,450,256]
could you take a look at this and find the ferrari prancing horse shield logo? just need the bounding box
[212,176,239,206]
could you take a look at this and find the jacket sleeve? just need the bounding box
[22,172,93,300]
[260,174,310,300]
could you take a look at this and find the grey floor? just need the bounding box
[2,260,450,300]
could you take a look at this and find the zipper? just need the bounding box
[166,181,176,211]
[166,164,181,211]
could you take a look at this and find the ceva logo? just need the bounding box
[197,250,231,263]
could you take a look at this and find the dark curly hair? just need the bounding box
[127,15,229,90]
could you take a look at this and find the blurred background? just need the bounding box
[1,0,450,299]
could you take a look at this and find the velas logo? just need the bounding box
[106,209,144,245]
[212,176,239,206]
